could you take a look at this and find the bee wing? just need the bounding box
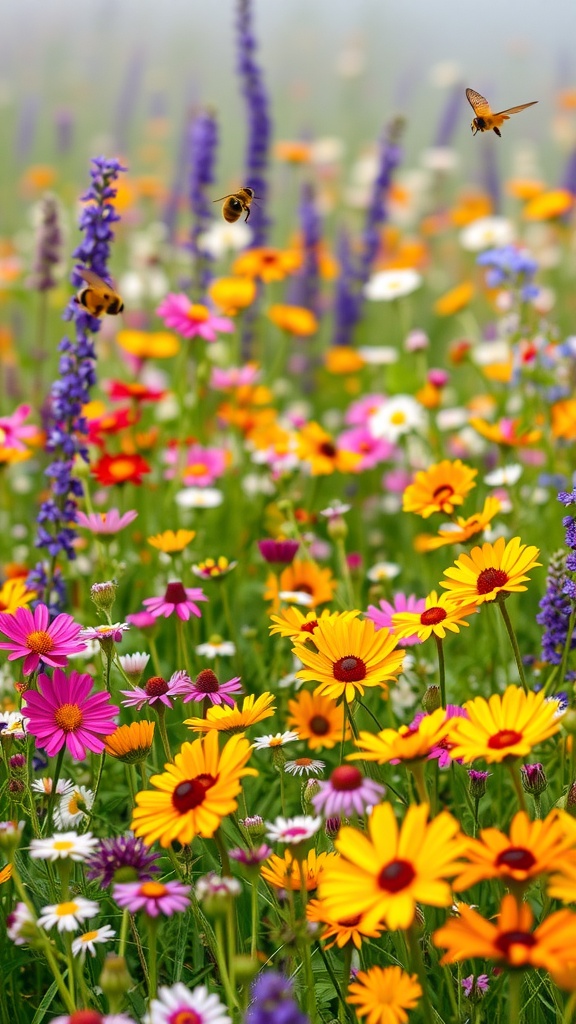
[494,101,538,116]
[466,88,492,117]
[77,267,113,289]
[212,194,235,203]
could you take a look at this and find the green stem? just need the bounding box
[44,746,66,835]
[563,991,576,1024]
[82,752,106,832]
[498,597,528,693]
[435,635,446,708]
[250,878,259,957]
[508,970,523,1024]
[214,828,231,877]
[406,922,434,1021]
[316,941,354,1024]
[118,908,130,957]
[147,918,159,1000]
[507,761,528,814]
[155,704,172,763]
[340,943,353,1019]
[214,917,240,1014]
[298,860,316,1024]
[408,760,429,804]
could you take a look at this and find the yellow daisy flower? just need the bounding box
[440,536,541,606]
[269,607,359,641]
[318,802,464,931]
[147,530,196,553]
[448,685,562,764]
[261,848,338,892]
[294,615,405,703]
[306,899,383,949]
[402,459,477,519]
[104,721,155,764]
[0,577,37,614]
[414,497,501,552]
[296,421,363,477]
[0,864,12,884]
[347,966,422,1024]
[185,692,276,735]
[392,590,477,642]
[286,689,350,750]
[350,707,452,765]
[131,731,256,847]
[264,559,337,611]
[267,304,318,336]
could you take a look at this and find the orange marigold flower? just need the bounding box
[208,276,257,315]
[523,189,573,220]
[274,140,312,163]
[296,421,363,476]
[264,559,337,610]
[347,966,422,1024]
[267,304,318,336]
[325,347,366,374]
[232,247,300,283]
[415,497,502,552]
[434,281,475,317]
[104,721,155,764]
[551,398,576,441]
[403,459,477,518]
[147,530,196,553]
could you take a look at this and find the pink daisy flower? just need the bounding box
[156,294,234,341]
[75,508,138,535]
[143,581,207,622]
[0,604,86,675]
[366,593,426,647]
[113,879,191,917]
[164,443,228,487]
[120,669,192,710]
[0,404,38,451]
[210,364,260,390]
[23,669,119,759]
[337,426,394,471]
[411,706,468,768]
[126,610,158,630]
[312,765,385,818]
[344,393,388,426]
[181,669,243,707]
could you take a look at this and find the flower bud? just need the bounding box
[239,815,266,841]
[91,580,118,611]
[99,954,134,1011]
[9,753,26,774]
[326,516,348,542]
[325,816,342,840]
[520,763,548,796]
[562,709,576,735]
[302,779,322,814]
[8,779,26,800]
[422,685,442,713]
[195,873,241,917]
[566,780,576,817]
[0,820,25,856]
[468,769,489,799]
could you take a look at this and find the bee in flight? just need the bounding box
[75,268,124,317]
[466,88,537,138]
[213,186,259,223]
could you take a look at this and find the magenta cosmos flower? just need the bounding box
[0,404,38,451]
[113,879,191,917]
[156,294,234,341]
[181,669,243,707]
[163,443,228,487]
[76,508,138,536]
[23,669,119,759]
[366,593,426,647]
[143,581,207,621]
[120,669,191,710]
[0,604,86,675]
[337,427,394,471]
[312,765,385,818]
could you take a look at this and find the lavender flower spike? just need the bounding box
[189,108,219,298]
[29,195,64,292]
[28,157,126,614]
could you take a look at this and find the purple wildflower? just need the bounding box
[312,765,385,818]
[235,0,271,248]
[120,670,192,711]
[246,972,309,1024]
[288,181,321,315]
[537,549,575,665]
[28,156,125,614]
[113,879,191,918]
[189,109,219,297]
[181,669,243,707]
[258,539,299,566]
[229,844,272,867]
[29,195,64,292]
[462,974,490,1000]
[520,762,548,796]
[86,834,160,887]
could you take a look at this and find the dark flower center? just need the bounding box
[378,859,416,893]
[494,930,536,959]
[330,765,363,791]
[488,729,523,750]
[301,620,318,634]
[145,676,169,697]
[172,773,217,812]
[339,913,362,927]
[495,847,536,872]
[333,656,367,682]
[309,714,330,735]
[195,669,219,693]
[420,607,447,626]
[477,567,509,595]
[319,442,337,458]
[164,581,188,605]
[432,484,454,504]
[294,582,313,595]
[69,1012,103,1024]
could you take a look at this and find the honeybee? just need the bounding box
[75,268,124,317]
[466,88,537,138]
[213,186,258,223]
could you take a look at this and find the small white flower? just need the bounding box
[175,487,224,510]
[7,901,36,945]
[284,758,326,777]
[195,639,236,658]
[436,407,469,431]
[369,395,427,442]
[357,345,398,365]
[195,873,241,902]
[265,815,322,845]
[278,590,315,608]
[55,786,95,828]
[197,220,252,259]
[421,147,459,172]
[118,651,151,681]
[29,831,98,862]
[0,711,26,739]
[460,216,515,252]
[471,340,511,367]
[71,923,116,957]
[484,464,523,487]
[366,561,402,583]
[252,731,299,751]
[320,500,352,519]
[38,896,99,933]
[31,777,74,796]
[144,983,231,1024]
[364,268,422,301]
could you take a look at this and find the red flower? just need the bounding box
[107,380,166,404]
[91,453,151,486]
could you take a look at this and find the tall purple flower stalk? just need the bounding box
[288,182,321,314]
[189,108,218,298]
[332,118,403,347]
[537,488,576,676]
[235,0,271,248]
[28,157,126,614]
[29,195,64,292]
[434,84,462,147]
[246,972,309,1024]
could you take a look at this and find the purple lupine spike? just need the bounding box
[235,0,271,248]
[332,228,361,348]
[287,181,321,315]
[189,108,218,298]
[29,195,64,292]
[537,550,575,666]
[434,83,462,147]
[246,971,309,1024]
[28,156,126,615]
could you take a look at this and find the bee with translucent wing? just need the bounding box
[466,88,537,138]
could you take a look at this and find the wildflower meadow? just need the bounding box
[2,2,576,1024]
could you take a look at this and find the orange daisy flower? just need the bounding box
[208,276,257,315]
[287,689,350,750]
[296,422,362,476]
[414,497,501,552]
[350,707,452,765]
[402,460,477,518]
[147,530,196,553]
[469,417,542,446]
[232,247,300,283]
[267,304,318,336]
[185,692,276,735]
[264,559,337,610]
[261,848,337,891]
[306,899,383,949]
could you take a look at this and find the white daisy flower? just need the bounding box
[278,590,314,608]
[284,758,326,777]
[320,500,352,519]
[29,831,98,862]
[357,345,398,365]
[195,638,236,659]
[265,815,322,845]
[252,731,299,751]
[54,786,95,828]
[118,651,151,683]
[366,561,402,582]
[144,983,231,1024]
[0,711,26,739]
[460,216,515,252]
[31,777,74,797]
[195,873,242,902]
[369,395,427,443]
[38,897,99,933]
[197,220,252,259]
[484,464,523,487]
[364,268,422,301]
[175,487,224,510]
[71,924,116,957]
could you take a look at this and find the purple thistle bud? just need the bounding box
[246,972,309,1024]
[235,0,271,248]
[29,195,64,292]
[86,834,160,888]
[189,108,219,297]
[520,762,548,796]
[468,769,490,798]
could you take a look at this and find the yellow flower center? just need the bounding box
[139,881,168,898]
[390,411,407,425]
[57,901,80,916]
[54,703,83,732]
[26,630,55,655]
[81,930,99,943]
[53,840,74,851]
[187,304,209,322]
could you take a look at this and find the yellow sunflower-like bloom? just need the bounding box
[0,864,12,884]
[306,899,383,949]
[185,692,276,734]
[402,459,477,518]
[433,895,576,971]
[347,966,423,1024]
[318,802,464,931]
[392,590,477,642]
[415,497,501,552]
[104,721,155,764]
[468,417,542,446]
[440,536,541,606]
[454,810,576,892]
[286,689,350,750]
[264,558,337,611]
[0,577,37,614]
[448,685,562,764]
[131,731,256,847]
[269,607,359,641]
[260,848,338,892]
[350,707,452,765]
[267,304,318,336]
[147,530,196,553]
[293,615,405,703]
[296,421,363,477]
